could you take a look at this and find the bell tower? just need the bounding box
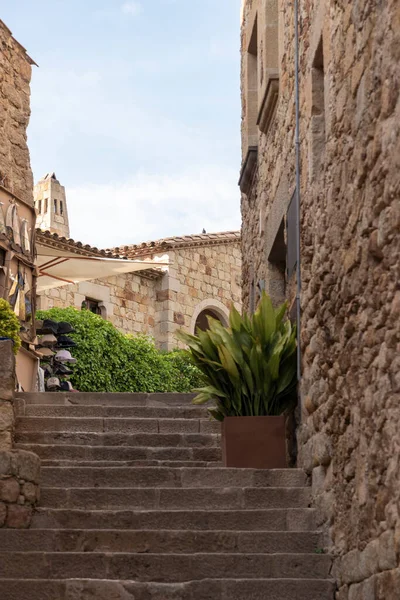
[34,172,70,238]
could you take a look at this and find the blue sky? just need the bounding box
[1,0,242,247]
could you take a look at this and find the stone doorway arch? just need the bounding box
[190,299,229,334]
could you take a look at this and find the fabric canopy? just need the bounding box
[36,245,168,292]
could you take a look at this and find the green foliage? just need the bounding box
[0,298,21,354]
[177,292,298,420]
[37,307,203,393]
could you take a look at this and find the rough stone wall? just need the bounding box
[241,0,400,597]
[38,241,242,350]
[38,273,158,337]
[0,21,34,205]
[0,341,40,528]
[158,243,242,350]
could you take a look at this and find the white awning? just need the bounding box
[36,245,168,292]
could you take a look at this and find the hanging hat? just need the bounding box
[55,349,77,364]
[37,347,55,358]
[37,319,59,335]
[56,335,77,348]
[54,363,74,376]
[38,334,58,347]
[57,321,76,335]
[46,377,61,390]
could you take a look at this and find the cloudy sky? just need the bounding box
[1,0,242,247]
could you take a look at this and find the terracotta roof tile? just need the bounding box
[109,231,241,259]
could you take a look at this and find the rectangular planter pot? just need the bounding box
[221,415,287,469]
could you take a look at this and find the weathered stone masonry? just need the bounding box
[38,231,242,351]
[240,0,400,597]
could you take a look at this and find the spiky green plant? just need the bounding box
[177,292,297,421]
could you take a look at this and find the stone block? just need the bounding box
[22,481,37,503]
[0,431,12,451]
[0,341,15,401]
[11,450,41,483]
[6,503,32,528]
[0,478,20,502]
[0,451,11,476]
[0,501,6,526]
[0,402,14,432]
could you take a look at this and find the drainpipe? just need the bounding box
[294,0,302,383]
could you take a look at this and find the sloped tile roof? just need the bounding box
[110,231,241,259]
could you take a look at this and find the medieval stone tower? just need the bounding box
[34,172,70,238]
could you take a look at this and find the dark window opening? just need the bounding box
[82,297,102,315]
[287,191,298,278]
[195,309,223,332]
[60,200,64,216]
[309,36,325,179]
[54,198,58,214]
[0,248,6,298]
[44,198,48,213]
[38,200,42,214]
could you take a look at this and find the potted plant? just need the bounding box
[177,292,297,468]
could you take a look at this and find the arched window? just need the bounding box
[190,299,230,335]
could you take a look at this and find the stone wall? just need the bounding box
[0,20,35,205]
[0,341,40,528]
[38,240,242,350]
[155,242,242,350]
[38,273,158,337]
[240,0,400,597]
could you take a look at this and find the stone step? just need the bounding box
[15,431,220,447]
[25,405,208,419]
[41,459,222,468]
[40,466,307,489]
[32,508,317,532]
[17,392,197,406]
[17,416,220,434]
[16,443,222,462]
[39,487,311,510]
[0,578,336,600]
[0,552,333,581]
[0,529,321,553]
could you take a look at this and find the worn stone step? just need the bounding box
[17,416,220,434]
[32,508,317,532]
[16,443,222,462]
[41,466,307,489]
[0,528,321,553]
[40,459,221,468]
[25,405,208,419]
[39,487,311,510]
[15,431,220,448]
[0,552,333,581]
[0,578,336,600]
[15,431,220,447]
[17,392,197,407]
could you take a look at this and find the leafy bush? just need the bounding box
[0,298,21,354]
[37,307,203,393]
[177,292,297,420]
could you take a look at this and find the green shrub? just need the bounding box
[0,298,21,355]
[36,307,202,393]
[177,292,297,420]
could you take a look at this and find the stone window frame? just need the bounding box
[190,299,229,335]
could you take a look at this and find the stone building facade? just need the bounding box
[37,225,242,351]
[240,0,399,597]
[0,21,41,527]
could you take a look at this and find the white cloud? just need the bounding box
[121,1,142,17]
[66,166,241,249]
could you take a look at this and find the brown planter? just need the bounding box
[221,415,287,469]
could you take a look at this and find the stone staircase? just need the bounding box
[0,392,334,599]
